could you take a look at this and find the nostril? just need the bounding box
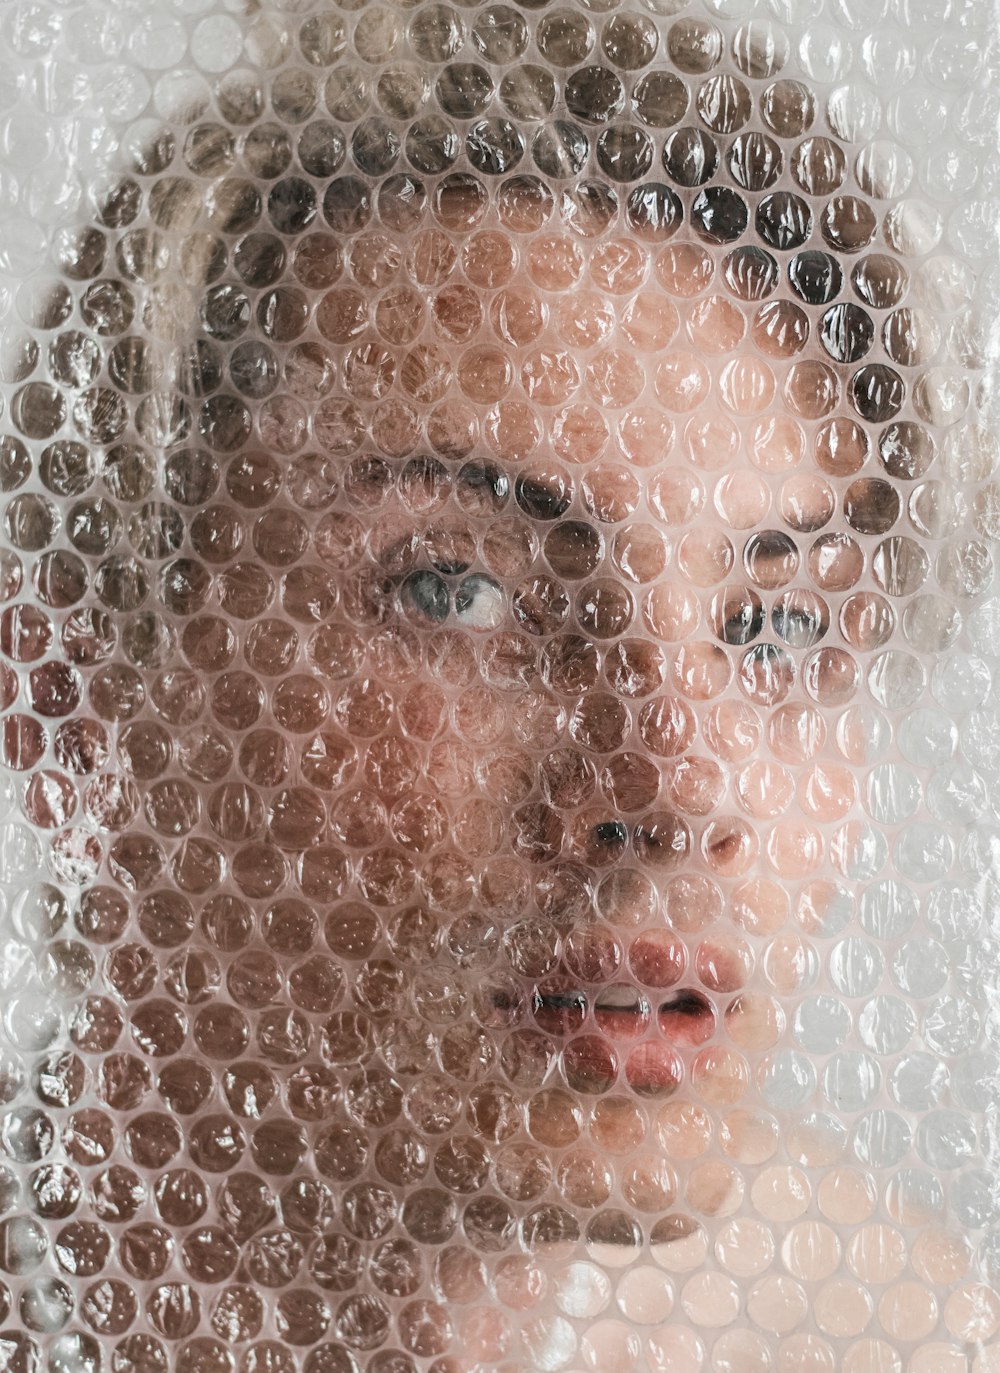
[592,820,628,848]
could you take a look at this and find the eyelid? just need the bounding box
[370,467,569,572]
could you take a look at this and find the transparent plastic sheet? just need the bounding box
[1,0,1000,1370]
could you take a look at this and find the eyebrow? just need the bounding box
[371,467,572,561]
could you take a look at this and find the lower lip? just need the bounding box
[560,1035,686,1097]
[657,992,717,1046]
[528,983,717,1096]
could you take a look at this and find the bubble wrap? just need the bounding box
[1,0,1000,1369]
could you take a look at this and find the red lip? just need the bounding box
[559,1034,688,1098]
[528,975,715,1033]
[656,989,717,1046]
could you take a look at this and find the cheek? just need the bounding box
[694,937,753,993]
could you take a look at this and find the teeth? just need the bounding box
[534,991,586,1013]
[594,985,645,1013]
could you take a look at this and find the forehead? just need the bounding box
[52,0,953,471]
[123,6,885,274]
[98,6,926,444]
[68,12,953,578]
[21,0,981,574]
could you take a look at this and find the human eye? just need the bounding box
[453,460,509,514]
[379,462,570,634]
[453,572,505,630]
[398,569,450,626]
[395,563,504,634]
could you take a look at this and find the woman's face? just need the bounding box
[152,180,856,1131]
[1,8,997,1371]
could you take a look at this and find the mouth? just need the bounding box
[483,975,717,1093]
[524,977,715,1032]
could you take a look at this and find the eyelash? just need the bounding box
[372,469,570,629]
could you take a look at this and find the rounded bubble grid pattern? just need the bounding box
[1,0,1000,1370]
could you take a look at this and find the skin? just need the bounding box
[238,202,815,1141]
[6,144,988,1370]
